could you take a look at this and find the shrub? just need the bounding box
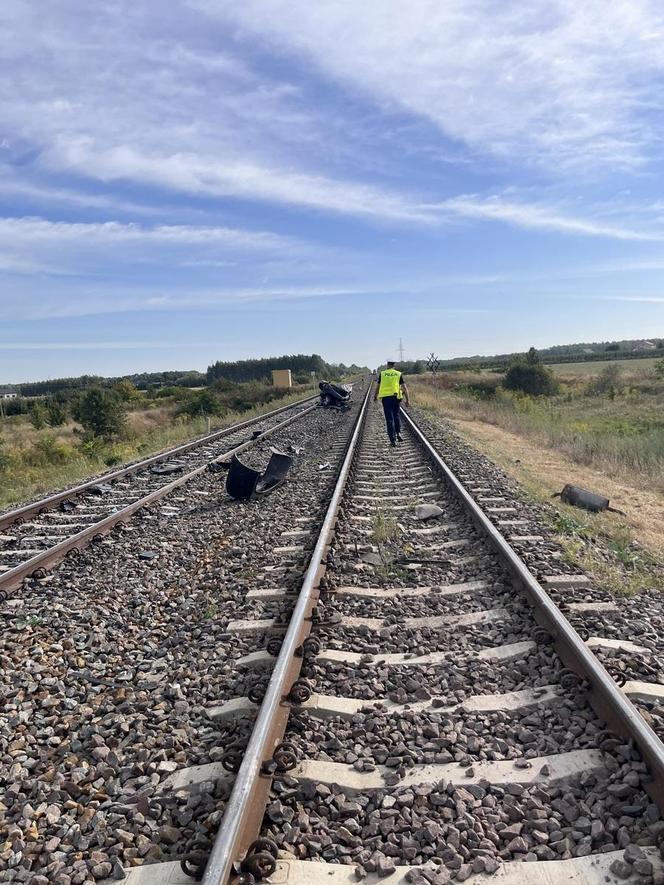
[455,379,499,398]
[29,402,48,429]
[179,390,223,418]
[46,398,68,427]
[654,359,664,379]
[74,388,127,438]
[503,361,558,396]
[113,379,142,402]
[3,397,28,416]
[0,441,11,471]
[24,435,74,466]
[586,364,623,398]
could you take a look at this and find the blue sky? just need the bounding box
[2,0,664,382]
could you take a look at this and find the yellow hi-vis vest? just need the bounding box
[377,368,402,398]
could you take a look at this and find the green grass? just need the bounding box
[411,374,664,593]
[413,375,664,492]
[551,505,660,595]
[547,357,661,375]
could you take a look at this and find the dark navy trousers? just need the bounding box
[381,395,401,443]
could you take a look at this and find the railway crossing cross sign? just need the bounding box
[427,353,440,374]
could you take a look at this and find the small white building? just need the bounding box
[634,340,656,351]
[0,388,17,399]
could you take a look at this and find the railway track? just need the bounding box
[2,384,663,884]
[0,390,365,884]
[148,389,664,885]
[0,394,319,595]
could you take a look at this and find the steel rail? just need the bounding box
[401,407,664,804]
[0,401,319,595]
[0,393,319,531]
[201,384,372,885]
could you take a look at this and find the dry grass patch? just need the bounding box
[412,386,664,596]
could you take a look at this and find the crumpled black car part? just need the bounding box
[226,449,293,500]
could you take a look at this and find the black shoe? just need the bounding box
[396,433,403,442]
[390,441,397,447]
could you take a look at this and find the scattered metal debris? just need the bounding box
[226,449,294,500]
[256,450,293,495]
[553,484,626,515]
[88,483,114,496]
[226,457,261,500]
[318,462,331,471]
[150,461,187,476]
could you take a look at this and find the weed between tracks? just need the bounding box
[370,509,434,581]
[370,510,399,577]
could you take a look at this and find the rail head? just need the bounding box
[201,385,371,885]
[401,407,664,805]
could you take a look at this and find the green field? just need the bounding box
[546,357,660,376]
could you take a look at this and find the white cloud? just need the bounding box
[430,195,664,240]
[0,281,389,321]
[0,215,322,280]
[588,294,664,303]
[43,139,432,223]
[3,0,663,227]
[0,174,160,215]
[0,2,430,223]
[201,0,664,171]
[0,216,296,249]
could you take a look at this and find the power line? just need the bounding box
[398,338,405,362]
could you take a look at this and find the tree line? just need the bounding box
[206,354,331,384]
[16,370,206,398]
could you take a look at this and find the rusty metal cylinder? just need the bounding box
[559,484,610,512]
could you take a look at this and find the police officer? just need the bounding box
[374,360,409,447]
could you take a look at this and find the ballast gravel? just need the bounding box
[258,405,664,882]
[0,394,364,882]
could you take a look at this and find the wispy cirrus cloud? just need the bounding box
[0,2,429,223]
[0,215,314,277]
[0,174,161,216]
[429,195,664,241]
[586,294,664,303]
[0,281,390,321]
[42,139,432,223]
[4,0,664,227]
[0,216,298,249]
[204,0,664,172]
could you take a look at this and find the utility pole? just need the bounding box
[398,338,405,362]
